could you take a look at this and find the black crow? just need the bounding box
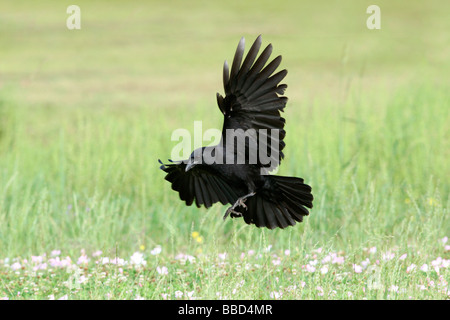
[159,35,313,229]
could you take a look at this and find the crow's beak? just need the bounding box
[185,162,195,172]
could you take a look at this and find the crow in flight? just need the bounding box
[159,35,313,229]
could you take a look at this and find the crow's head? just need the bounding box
[185,146,223,172]
[185,147,204,172]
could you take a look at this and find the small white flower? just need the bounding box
[332,255,345,264]
[406,263,417,273]
[151,246,162,255]
[305,264,316,273]
[78,275,88,284]
[316,286,324,296]
[417,284,426,290]
[51,250,61,257]
[309,259,318,266]
[382,252,395,261]
[353,264,363,273]
[389,285,399,292]
[175,253,196,264]
[110,257,125,266]
[31,256,43,264]
[431,257,442,267]
[361,258,370,268]
[77,255,89,265]
[130,252,147,266]
[320,265,329,274]
[101,257,110,264]
[272,259,281,266]
[92,250,103,257]
[218,253,227,260]
[270,291,282,299]
[157,266,168,275]
[11,262,21,271]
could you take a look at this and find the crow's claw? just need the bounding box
[223,192,256,220]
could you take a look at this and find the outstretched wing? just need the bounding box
[159,160,241,208]
[217,35,288,169]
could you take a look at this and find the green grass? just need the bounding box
[0,0,449,300]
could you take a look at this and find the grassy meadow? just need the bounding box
[0,1,449,300]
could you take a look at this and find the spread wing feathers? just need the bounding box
[217,35,288,167]
[159,160,240,208]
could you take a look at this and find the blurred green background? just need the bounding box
[0,1,448,257]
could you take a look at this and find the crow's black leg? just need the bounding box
[223,192,256,220]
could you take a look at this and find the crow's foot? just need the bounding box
[223,192,256,220]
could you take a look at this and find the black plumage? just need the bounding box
[159,35,313,229]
